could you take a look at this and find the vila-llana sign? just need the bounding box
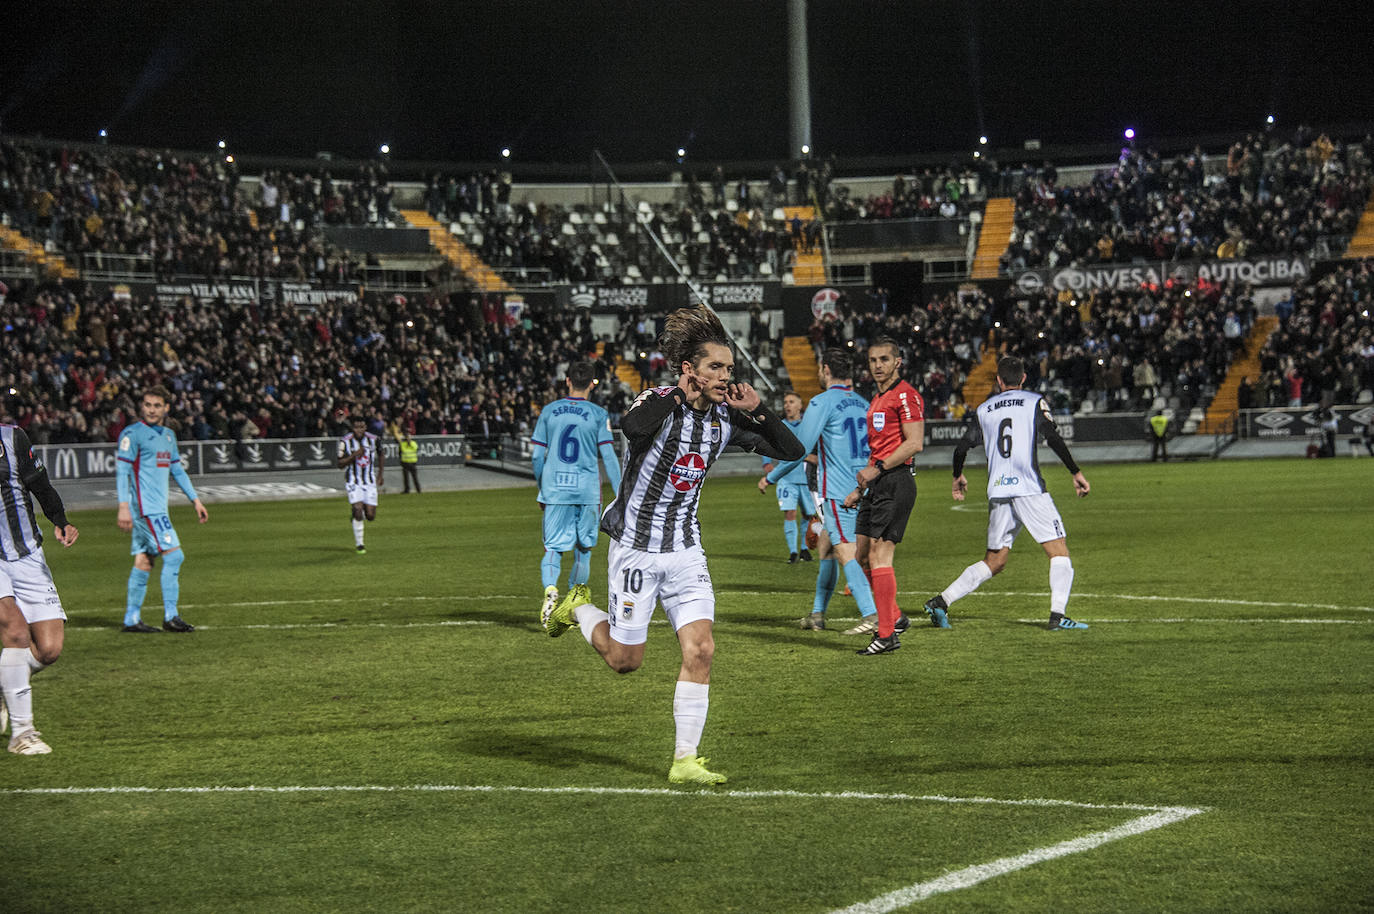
[35,436,468,480]
[1011,255,1310,295]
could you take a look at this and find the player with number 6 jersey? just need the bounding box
[922,355,1092,631]
[531,361,621,623]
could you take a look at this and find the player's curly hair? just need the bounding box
[661,304,730,374]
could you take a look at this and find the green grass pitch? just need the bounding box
[2,458,1371,912]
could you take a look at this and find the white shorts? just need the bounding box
[987,493,1066,551]
[606,540,715,646]
[346,482,378,506]
[0,549,67,624]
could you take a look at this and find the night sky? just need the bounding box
[4,1,1373,167]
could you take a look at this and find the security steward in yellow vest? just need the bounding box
[398,432,421,493]
[1148,411,1169,462]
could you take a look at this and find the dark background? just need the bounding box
[4,1,1373,166]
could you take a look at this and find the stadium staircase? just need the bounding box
[1343,191,1374,259]
[399,209,512,292]
[594,341,646,392]
[1197,316,1278,433]
[780,336,822,401]
[970,198,1014,280]
[959,345,1002,409]
[0,225,79,280]
[783,206,826,284]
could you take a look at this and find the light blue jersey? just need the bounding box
[766,385,869,501]
[116,422,198,516]
[531,397,621,505]
[761,419,810,486]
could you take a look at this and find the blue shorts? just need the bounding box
[131,513,181,555]
[776,483,817,515]
[543,503,600,552]
[820,499,858,545]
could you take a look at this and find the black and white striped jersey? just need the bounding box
[601,386,780,553]
[0,424,67,561]
[338,432,382,486]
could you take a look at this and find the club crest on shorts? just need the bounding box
[669,452,707,492]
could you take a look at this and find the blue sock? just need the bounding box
[843,559,878,618]
[569,548,591,587]
[541,550,562,590]
[124,568,150,626]
[783,519,798,554]
[813,558,838,614]
[160,550,185,621]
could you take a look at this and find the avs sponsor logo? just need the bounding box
[210,444,237,471]
[992,474,1020,488]
[275,444,302,468]
[669,452,707,492]
[1255,412,1293,437]
[308,442,334,467]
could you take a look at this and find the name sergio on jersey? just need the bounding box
[669,452,707,492]
[548,404,591,418]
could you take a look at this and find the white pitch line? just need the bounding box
[831,806,1205,914]
[120,590,1374,615]
[0,784,1197,816]
[1018,618,1372,625]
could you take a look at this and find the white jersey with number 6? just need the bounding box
[977,389,1052,499]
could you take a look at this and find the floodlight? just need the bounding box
[380,144,391,154]
[501,147,511,158]
[1124,128,1136,140]
[800,144,810,155]
[217,139,226,149]
[979,135,988,145]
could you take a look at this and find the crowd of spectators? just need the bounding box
[0,275,632,451]
[0,139,398,283]
[1000,128,1373,274]
[806,275,1265,418]
[1249,259,1374,409]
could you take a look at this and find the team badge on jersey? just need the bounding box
[669,452,707,492]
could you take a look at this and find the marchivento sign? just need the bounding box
[35,436,468,480]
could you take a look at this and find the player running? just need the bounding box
[531,360,621,623]
[116,386,209,633]
[338,416,383,554]
[542,305,802,786]
[921,356,1091,630]
[0,423,79,754]
[757,390,816,564]
[763,349,881,632]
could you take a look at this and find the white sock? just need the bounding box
[673,680,710,759]
[352,519,365,546]
[1,647,34,733]
[942,560,993,607]
[573,604,609,644]
[27,648,49,675]
[1049,555,1074,616]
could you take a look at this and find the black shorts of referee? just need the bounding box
[856,464,916,542]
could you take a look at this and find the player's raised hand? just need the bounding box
[952,474,968,501]
[724,382,760,412]
[54,524,79,547]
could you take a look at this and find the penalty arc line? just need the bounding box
[0,783,1205,907]
[830,805,1205,914]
